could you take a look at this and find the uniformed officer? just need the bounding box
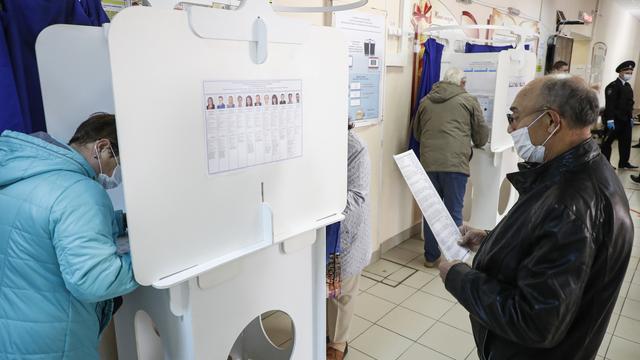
[601,60,637,169]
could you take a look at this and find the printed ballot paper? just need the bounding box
[394,151,471,262]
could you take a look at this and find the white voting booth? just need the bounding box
[37,3,353,359]
[443,49,537,230]
[431,26,538,229]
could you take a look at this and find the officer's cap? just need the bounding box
[616,60,635,73]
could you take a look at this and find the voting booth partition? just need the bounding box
[441,49,537,230]
[37,3,348,359]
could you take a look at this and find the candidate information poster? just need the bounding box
[203,80,303,175]
[335,11,386,126]
[463,60,498,127]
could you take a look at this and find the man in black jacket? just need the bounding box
[601,60,637,169]
[439,75,633,360]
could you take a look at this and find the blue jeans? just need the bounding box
[423,172,468,262]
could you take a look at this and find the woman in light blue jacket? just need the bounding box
[0,113,138,359]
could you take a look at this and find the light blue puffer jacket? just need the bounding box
[0,130,138,359]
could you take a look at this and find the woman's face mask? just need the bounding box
[510,111,558,163]
[95,144,121,189]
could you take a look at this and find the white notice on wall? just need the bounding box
[335,11,385,125]
[203,80,303,175]
[507,76,527,113]
[462,60,498,127]
[394,151,471,262]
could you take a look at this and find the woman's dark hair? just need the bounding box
[68,113,119,156]
[552,60,569,71]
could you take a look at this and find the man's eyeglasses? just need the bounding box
[507,108,555,125]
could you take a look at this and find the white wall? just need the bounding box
[591,0,640,105]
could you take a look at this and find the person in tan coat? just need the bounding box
[412,67,489,267]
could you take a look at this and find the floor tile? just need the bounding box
[599,333,612,357]
[364,259,403,278]
[631,245,640,259]
[383,247,421,265]
[377,307,437,341]
[367,283,417,305]
[633,270,640,285]
[619,281,632,296]
[606,335,640,360]
[351,325,413,360]
[422,277,458,303]
[403,270,436,289]
[362,272,385,282]
[279,338,293,349]
[260,311,293,347]
[399,238,425,254]
[345,348,375,360]
[607,313,620,334]
[398,343,453,360]
[382,279,400,287]
[406,257,440,276]
[614,315,640,343]
[624,270,634,284]
[614,297,625,314]
[627,283,640,301]
[349,315,373,342]
[440,304,473,334]
[354,292,396,323]
[418,322,475,360]
[359,275,378,291]
[465,349,479,360]
[401,291,455,319]
[620,298,640,321]
[387,266,416,282]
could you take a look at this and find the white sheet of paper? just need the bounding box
[394,150,470,262]
[202,79,303,175]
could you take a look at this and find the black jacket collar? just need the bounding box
[507,138,600,195]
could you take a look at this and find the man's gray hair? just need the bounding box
[539,74,599,129]
[443,67,466,85]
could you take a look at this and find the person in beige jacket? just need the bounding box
[412,67,489,267]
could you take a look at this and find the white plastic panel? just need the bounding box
[493,49,537,152]
[36,25,125,211]
[108,7,348,285]
[441,49,537,153]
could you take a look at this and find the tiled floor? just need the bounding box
[345,138,640,360]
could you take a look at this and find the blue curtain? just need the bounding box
[409,38,444,158]
[0,0,109,134]
[464,43,530,53]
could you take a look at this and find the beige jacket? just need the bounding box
[412,81,490,175]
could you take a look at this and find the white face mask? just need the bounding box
[95,144,121,189]
[510,111,558,163]
[623,73,633,82]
